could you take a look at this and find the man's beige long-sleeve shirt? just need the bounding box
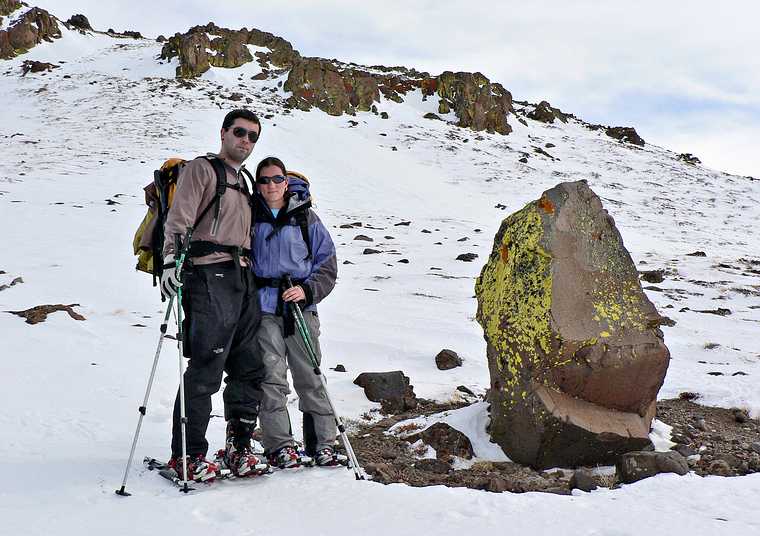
[163,155,252,265]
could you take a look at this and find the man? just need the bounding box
[160,109,266,481]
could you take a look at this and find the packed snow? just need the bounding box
[1,20,759,536]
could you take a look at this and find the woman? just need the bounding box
[251,156,344,468]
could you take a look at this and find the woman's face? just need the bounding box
[257,164,289,206]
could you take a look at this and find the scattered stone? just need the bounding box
[398,259,409,264]
[21,60,59,75]
[394,221,411,226]
[380,112,389,119]
[475,180,669,469]
[342,260,354,265]
[7,304,85,324]
[455,253,478,262]
[0,276,23,292]
[423,112,442,121]
[704,342,720,350]
[408,422,474,460]
[708,459,732,476]
[677,153,701,165]
[640,269,665,283]
[695,308,731,316]
[568,469,598,492]
[354,234,373,241]
[364,462,395,481]
[686,251,707,257]
[353,371,417,413]
[518,157,528,164]
[421,229,432,233]
[414,458,450,474]
[617,451,689,483]
[605,126,645,146]
[672,444,698,457]
[332,364,346,372]
[435,349,463,370]
[695,418,708,431]
[679,392,700,401]
[456,385,476,397]
[732,409,750,424]
[362,248,381,255]
[732,371,748,376]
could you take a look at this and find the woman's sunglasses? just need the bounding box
[230,126,259,143]
[256,175,287,184]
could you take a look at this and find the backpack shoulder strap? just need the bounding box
[193,155,228,232]
[295,210,312,260]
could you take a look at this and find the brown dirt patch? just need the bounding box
[346,398,760,494]
[7,303,85,324]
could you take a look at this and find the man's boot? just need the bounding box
[223,418,269,477]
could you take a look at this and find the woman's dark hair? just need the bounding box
[222,109,261,135]
[256,156,287,179]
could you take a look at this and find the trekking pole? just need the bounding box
[283,276,366,480]
[174,229,194,493]
[115,227,193,497]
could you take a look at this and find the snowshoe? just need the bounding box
[166,454,219,482]
[314,447,349,467]
[268,445,314,469]
[221,418,271,477]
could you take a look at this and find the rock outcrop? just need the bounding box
[526,100,569,124]
[0,4,61,60]
[66,14,92,32]
[160,23,298,79]
[605,126,645,146]
[475,180,670,469]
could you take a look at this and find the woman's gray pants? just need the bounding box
[256,312,336,453]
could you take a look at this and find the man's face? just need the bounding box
[220,118,259,164]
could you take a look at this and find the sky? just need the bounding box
[26,0,760,178]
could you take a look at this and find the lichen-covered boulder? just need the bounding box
[0,5,61,60]
[475,180,670,469]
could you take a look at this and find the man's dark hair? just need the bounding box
[256,156,287,179]
[222,109,261,133]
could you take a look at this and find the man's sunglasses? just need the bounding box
[229,126,259,143]
[256,175,287,185]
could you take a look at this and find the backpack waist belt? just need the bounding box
[187,241,251,273]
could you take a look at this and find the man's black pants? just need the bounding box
[171,261,263,457]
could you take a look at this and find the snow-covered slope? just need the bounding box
[1,24,759,536]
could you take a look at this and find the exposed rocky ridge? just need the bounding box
[0,3,61,60]
[160,24,513,134]
[1,7,658,144]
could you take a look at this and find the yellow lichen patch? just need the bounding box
[475,202,555,406]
